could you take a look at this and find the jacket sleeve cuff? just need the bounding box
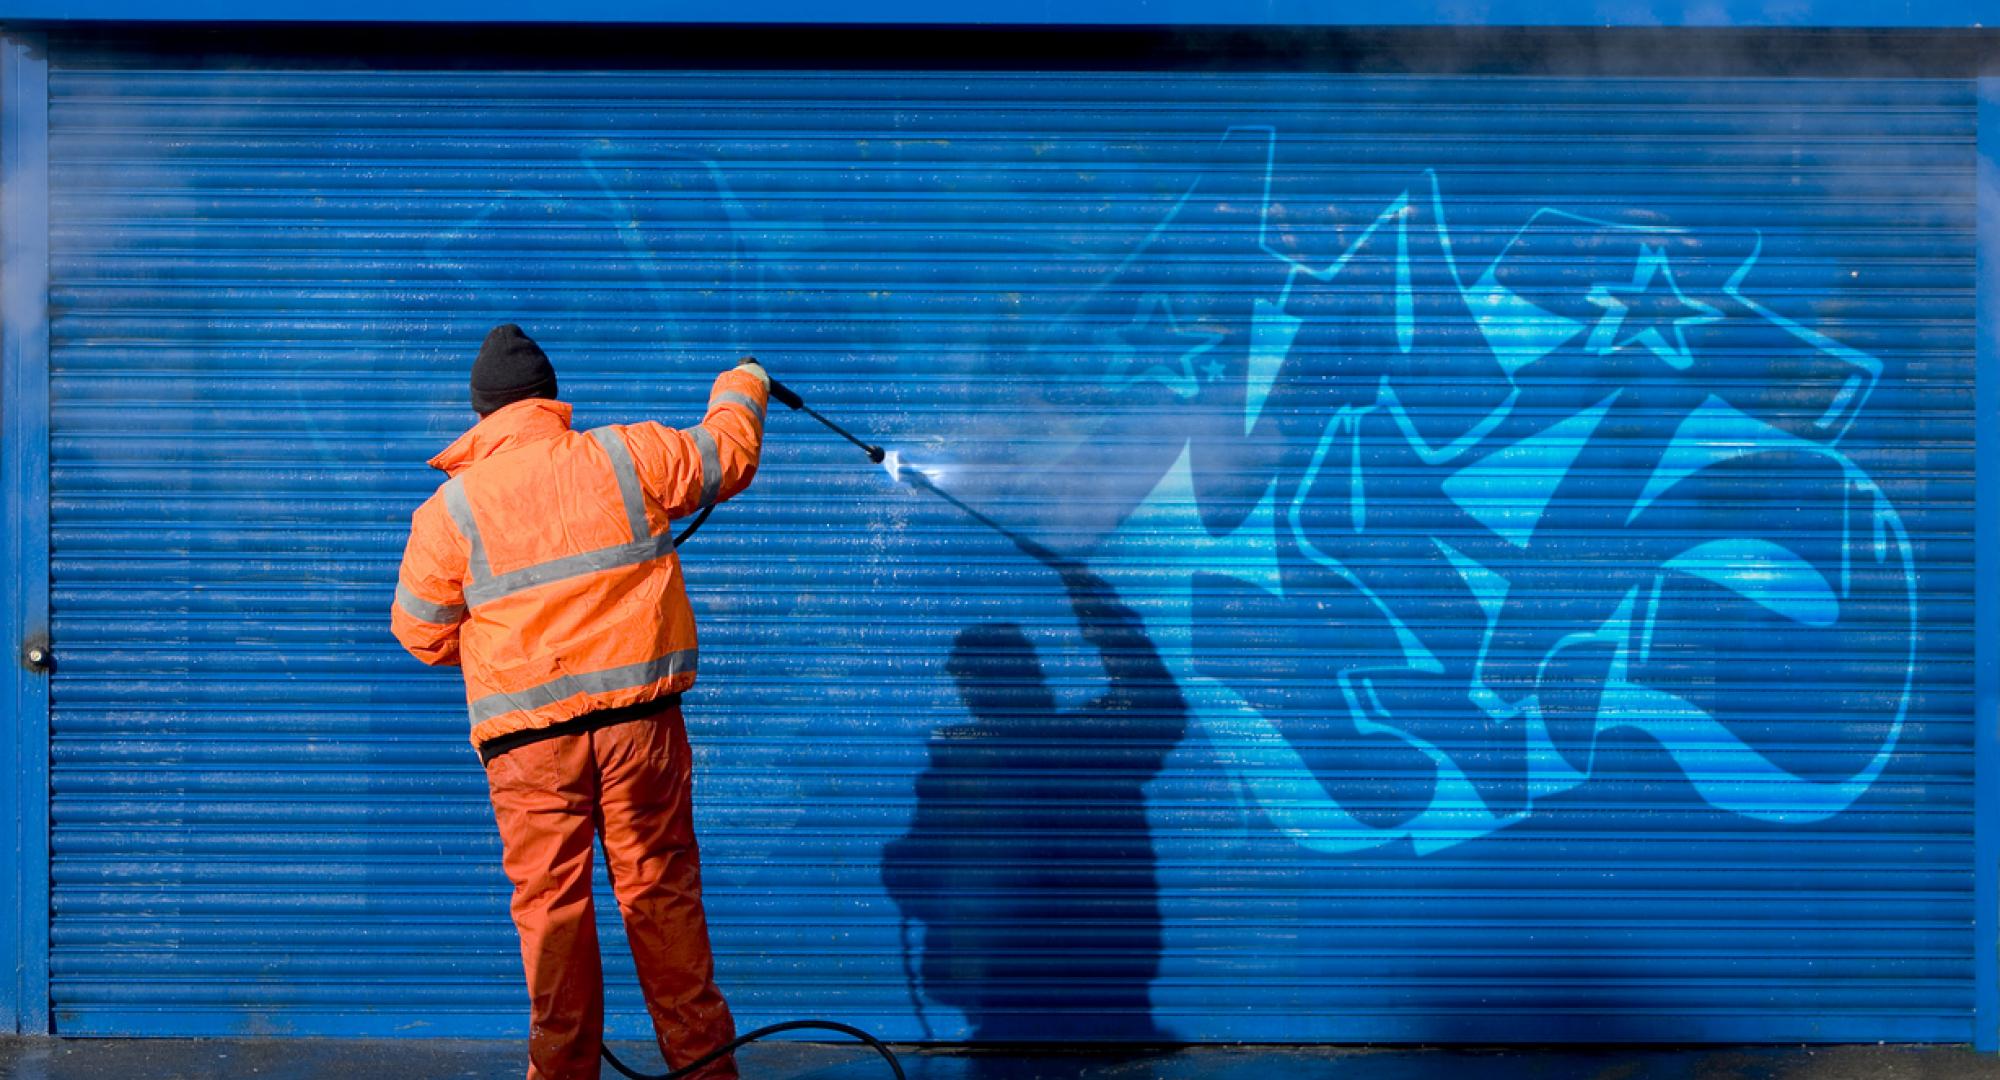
[708,368,770,422]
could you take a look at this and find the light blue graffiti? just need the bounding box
[1437,392,1620,549]
[1094,128,1917,854]
[1724,234,1882,441]
[1660,538,1840,628]
[1239,124,1451,433]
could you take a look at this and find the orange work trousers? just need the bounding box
[485,706,737,1080]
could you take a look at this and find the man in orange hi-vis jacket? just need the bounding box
[392,323,767,1080]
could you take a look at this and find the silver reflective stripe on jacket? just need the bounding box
[462,530,676,607]
[708,389,766,423]
[588,426,652,543]
[686,425,722,509]
[466,648,700,725]
[395,582,465,625]
[440,476,492,579]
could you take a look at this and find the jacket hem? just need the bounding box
[476,693,683,765]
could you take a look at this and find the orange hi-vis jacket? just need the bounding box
[391,368,768,749]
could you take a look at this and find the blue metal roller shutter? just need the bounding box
[44,57,1974,1041]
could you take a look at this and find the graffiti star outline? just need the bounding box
[1584,244,1722,370]
[1096,293,1224,400]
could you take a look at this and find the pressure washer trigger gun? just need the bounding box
[739,355,805,413]
[763,374,805,413]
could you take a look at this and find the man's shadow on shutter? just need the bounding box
[883,553,1187,1049]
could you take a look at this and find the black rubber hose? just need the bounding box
[599,1019,908,1080]
[671,505,715,548]
[640,371,906,1077]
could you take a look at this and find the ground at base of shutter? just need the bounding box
[4,1038,2000,1080]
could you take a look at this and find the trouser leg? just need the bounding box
[593,710,738,1079]
[488,736,605,1080]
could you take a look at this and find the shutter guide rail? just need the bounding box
[1971,73,2000,1055]
[1,29,52,1037]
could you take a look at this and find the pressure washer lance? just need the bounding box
[608,367,907,1080]
[697,366,1050,565]
[766,376,886,465]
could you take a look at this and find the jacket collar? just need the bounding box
[429,398,574,477]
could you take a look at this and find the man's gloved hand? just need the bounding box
[735,356,771,392]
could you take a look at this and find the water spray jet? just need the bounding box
[756,368,1055,565]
